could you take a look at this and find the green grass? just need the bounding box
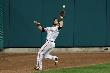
[33,63,110,73]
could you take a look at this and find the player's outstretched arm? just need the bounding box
[58,10,65,28]
[59,16,64,28]
[34,21,45,32]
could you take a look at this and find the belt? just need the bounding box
[46,40,54,42]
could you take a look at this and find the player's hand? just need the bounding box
[34,21,40,26]
[34,21,40,24]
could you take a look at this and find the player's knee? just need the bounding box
[40,52,44,56]
[44,55,48,59]
[38,52,40,55]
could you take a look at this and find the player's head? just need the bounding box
[53,18,59,26]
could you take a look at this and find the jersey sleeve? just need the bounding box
[44,27,51,31]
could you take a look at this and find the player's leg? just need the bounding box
[36,42,49,70]
[36,41,54,70]
[45,52,58,65]
[44,42,58,65]
[44,48,58,60]
[36,51,43,70]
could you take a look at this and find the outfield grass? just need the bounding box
[33,63,110,73]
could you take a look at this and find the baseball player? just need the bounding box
[34,10,65,70]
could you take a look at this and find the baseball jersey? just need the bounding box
[44,26,59,42]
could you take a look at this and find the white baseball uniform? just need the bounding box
[36,26,59,70]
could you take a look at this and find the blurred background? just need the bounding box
[0,0,110,49]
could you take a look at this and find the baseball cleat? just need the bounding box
[54,57,58,65]
[34,67,42,70]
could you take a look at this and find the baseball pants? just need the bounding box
[36,40,58,70]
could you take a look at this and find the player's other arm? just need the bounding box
[34,21,45,32]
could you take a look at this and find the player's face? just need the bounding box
[54,19,58,24]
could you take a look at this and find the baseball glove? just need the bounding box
[59,10,65,17]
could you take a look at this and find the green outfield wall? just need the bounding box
[0,0,3,49]
[2,0,110,48]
